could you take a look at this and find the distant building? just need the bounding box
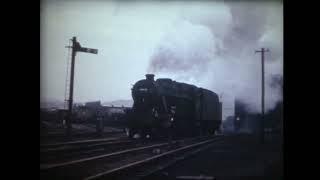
[73,101,131,124]
[222,116,235,132]
[85,101,101,109]
[234,99,260,134]
[264,101,283,132]
[269,74,283,89]
[234,98,282,134]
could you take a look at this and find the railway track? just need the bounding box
[40,136,126,149]
[40,135,224,180]
[40,138,137,164]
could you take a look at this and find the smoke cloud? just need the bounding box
[148,1,283,113]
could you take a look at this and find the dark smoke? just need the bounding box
[148,19,217,77]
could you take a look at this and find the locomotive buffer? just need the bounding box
[65,36,98,137]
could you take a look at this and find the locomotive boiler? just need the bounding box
[127,74,222,139]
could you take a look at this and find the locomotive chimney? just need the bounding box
[145,74,155,81]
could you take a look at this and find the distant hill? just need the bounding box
[102,100,133,107]
[40,100,86,109]
[41,99,133,109]
[40,100,65,109]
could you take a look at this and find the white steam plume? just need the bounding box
[148,1,283,113]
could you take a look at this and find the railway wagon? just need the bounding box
[127,74,221,139]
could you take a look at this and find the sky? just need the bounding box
[40,0,283,119]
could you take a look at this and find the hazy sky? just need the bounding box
[40,0,283,118]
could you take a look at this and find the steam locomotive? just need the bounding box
[127,74,222,139]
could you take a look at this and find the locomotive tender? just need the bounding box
[127,74,222,139]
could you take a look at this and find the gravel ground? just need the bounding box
[40,121,126,144]
[146,134,282,180]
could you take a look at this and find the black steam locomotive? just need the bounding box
[127,74,222,139]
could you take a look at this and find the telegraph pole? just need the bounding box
[255,48,269,143]
[65,36,98,137]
